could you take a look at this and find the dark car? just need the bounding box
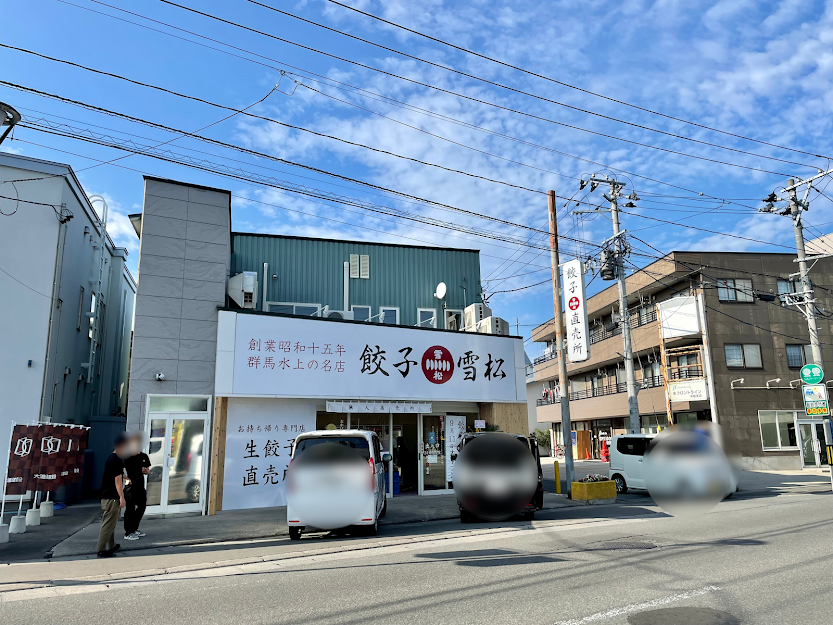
[452,432,544,522]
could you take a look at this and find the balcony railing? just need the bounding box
[536,373,671,406]
[532,308,659,367]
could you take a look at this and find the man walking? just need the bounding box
[97,432,130,558]
[123,431,151,541]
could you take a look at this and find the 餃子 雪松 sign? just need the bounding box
[217,311,525,402]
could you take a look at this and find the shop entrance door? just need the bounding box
[796,419,829,468]
[417,414,452,495]
[146,413,209,514]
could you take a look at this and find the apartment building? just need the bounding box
[531,251,833,471]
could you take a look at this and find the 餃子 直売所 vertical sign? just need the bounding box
[562,259,589,362]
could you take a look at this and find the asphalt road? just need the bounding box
[2,490,830,625]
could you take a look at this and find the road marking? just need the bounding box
[553,585,721,625]
[1,516,650,603]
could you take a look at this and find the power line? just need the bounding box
[5,81,601,246]
[10,136,563,269]
[322,0,829,161]
[52,0,770,206]
[1,43,548,197]
[151,0,800,177]
[240,0,821,171]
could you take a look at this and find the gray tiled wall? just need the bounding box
[127,178,230,430]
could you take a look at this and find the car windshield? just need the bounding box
[294,436,371,460]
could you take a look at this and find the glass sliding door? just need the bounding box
[144,396,210,515]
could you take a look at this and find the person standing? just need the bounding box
[123,431,151,541]
[97,432,130,558]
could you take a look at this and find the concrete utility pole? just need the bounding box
[761,171,833,366]
[575,177,640,434]
[548,190,575,493]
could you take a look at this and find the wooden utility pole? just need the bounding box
[548,191,575,494]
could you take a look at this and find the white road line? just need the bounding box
[553,585,722,625]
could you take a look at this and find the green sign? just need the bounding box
[800,364,824,385]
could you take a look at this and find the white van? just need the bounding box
[608,434,654,493]
[285,430,390,540]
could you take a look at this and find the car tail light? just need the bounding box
[368,457,375,490]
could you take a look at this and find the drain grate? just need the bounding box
[599,541,657,550]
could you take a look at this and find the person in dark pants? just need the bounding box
[123,431,151,541]
[97,432,130,558]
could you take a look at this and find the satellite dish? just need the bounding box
[434,282,447,299]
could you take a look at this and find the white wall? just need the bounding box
[0,167,63,453]
[526,379,544,435]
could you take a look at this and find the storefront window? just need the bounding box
[758,411,798,449]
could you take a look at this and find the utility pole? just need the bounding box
[761,170,833,366]
[575,177,641,434]
[0,102,21,146]
[548,190,575,494]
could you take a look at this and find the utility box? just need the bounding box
[228,271,258,309]
[475,316,510,336]
[464,303,492,332]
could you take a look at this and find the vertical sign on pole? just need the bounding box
[562,259,589,362]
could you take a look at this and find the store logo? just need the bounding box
[41,436,62,455]
[422,346,454,384]
[568,297,580,311]
[14,437,33,457]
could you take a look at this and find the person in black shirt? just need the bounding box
[97,432,130,557]
[123,431,151,540]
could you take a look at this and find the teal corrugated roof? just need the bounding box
[231,233,482,326]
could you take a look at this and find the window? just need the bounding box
[724,344,762,368]
[445,309,463,330]
[758,411,798,449]
[417,308,436,328]
[785,344,813,368]
[616,437,647,456]
[88,293,97,339]
[267,302,321,317]
[777,279,797,299]
[351,305,371,322]
[717,278,754,302]
[76,286,85,330]
[379,307,399,325]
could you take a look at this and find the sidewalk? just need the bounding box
[47,492,579,559]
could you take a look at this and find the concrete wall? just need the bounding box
[127,177,230,431]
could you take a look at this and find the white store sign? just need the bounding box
[222,399,316,510]
[445,415,466,483]
[668,379,709,403]
[217,311,525,402]
[562,259,589,362]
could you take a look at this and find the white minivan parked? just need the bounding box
[285,430,390,540]
[608,434,654,493]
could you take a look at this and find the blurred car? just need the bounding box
[608,434,654,493]
[286,430,390,540]
[453,432,543,522]
[610,431,738,499]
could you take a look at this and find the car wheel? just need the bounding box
[289,527,302,541]
[613,474,628,494]
[379,496,387,518]
[186,479,200,503]
[522,510,535,521]
[460,509,474,523]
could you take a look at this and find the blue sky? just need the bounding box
[2,0,833,356]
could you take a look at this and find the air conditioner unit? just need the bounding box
[228,271,258,309]
[475,316,509,336]
[324,309,354,320]
[464,303,492,332]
